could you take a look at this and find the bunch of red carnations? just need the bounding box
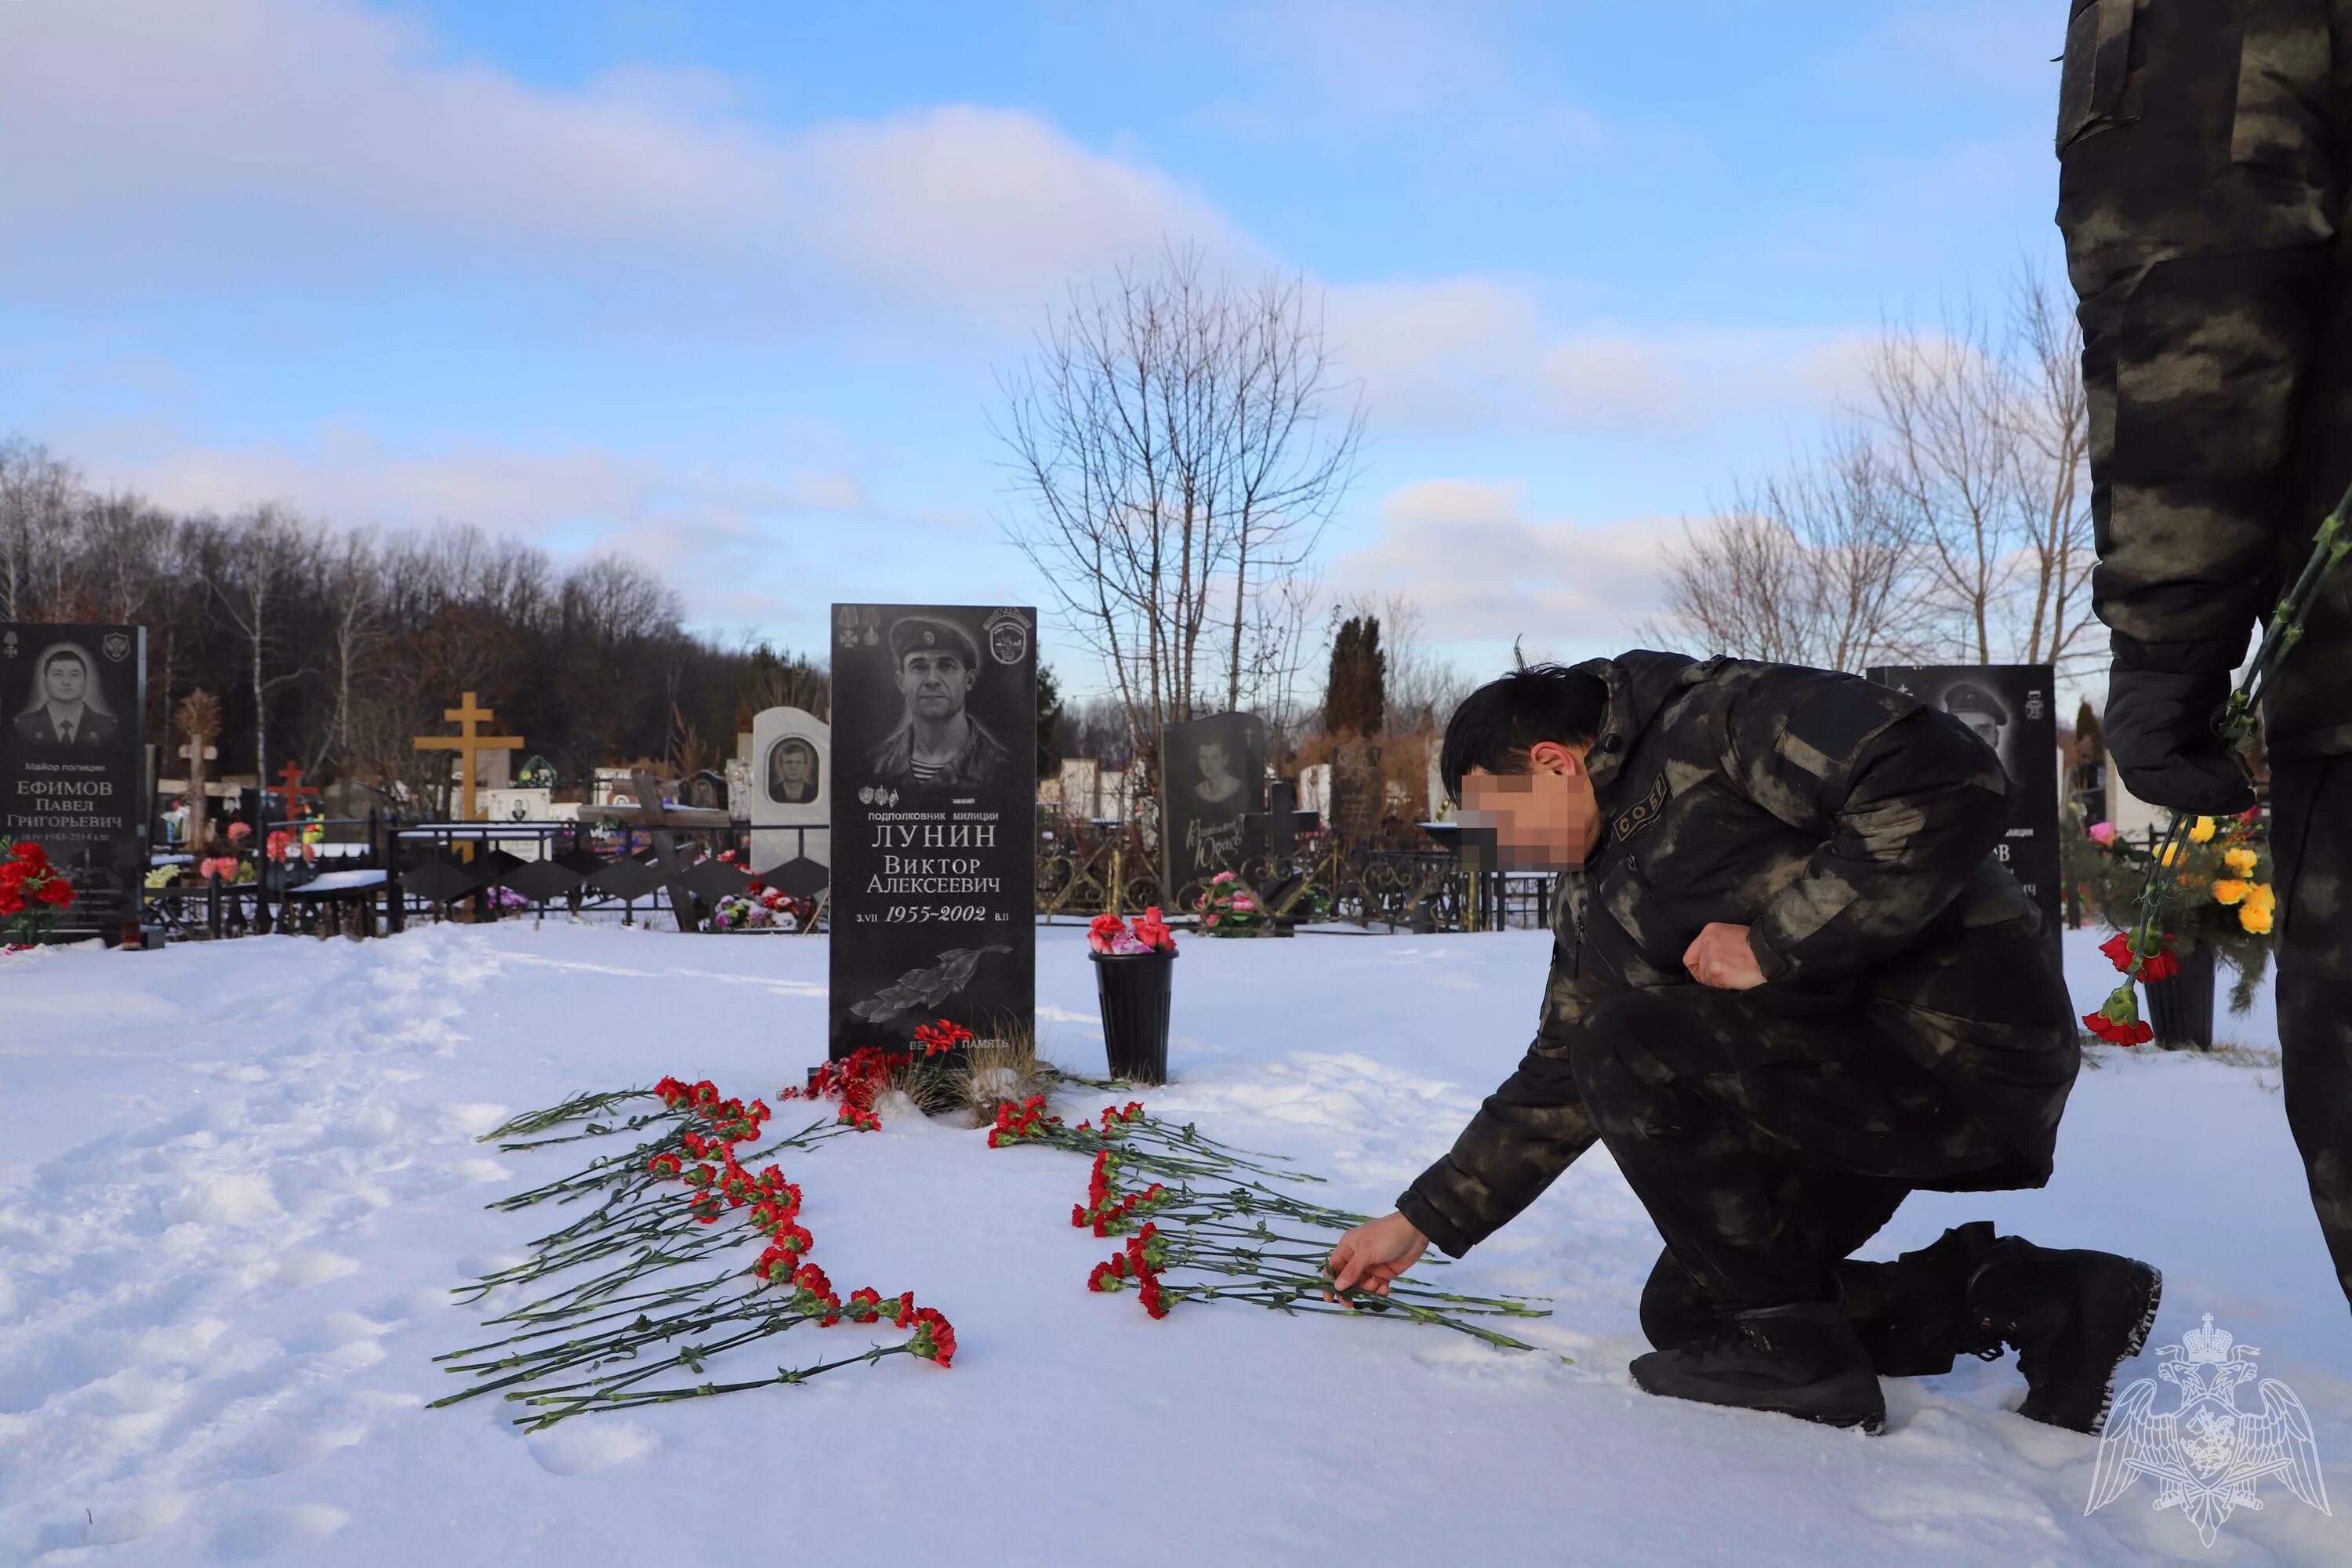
[1087,907,1177,955]
[0,840,75,946]
[437,1070,956,1428]
[782,1047,902,1131]
[996,1092,1552,1349]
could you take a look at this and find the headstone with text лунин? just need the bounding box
[1160,711,1266,897]
[829,604,1036,1060]
[1866,663,2061,947]
[1,624,148,937]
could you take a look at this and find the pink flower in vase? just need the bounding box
[2087,821,2117,846]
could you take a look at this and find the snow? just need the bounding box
[2,921,2346,1565]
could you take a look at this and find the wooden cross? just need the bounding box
[570,768,729,934]
[180,738,218,852]
[414,692,524,825]
[275,760,320,821]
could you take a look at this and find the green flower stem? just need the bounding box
[514,1343,915,1431]
[479,1088,656,1143]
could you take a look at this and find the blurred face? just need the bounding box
[1456,741,1601,870]
[898,650,975,720]
[1198,740,1229,777]
[779,745,811,783]
[1958,712,2002,751]
[42,655,86,706]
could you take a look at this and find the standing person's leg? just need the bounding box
[2271,755,2352,1312]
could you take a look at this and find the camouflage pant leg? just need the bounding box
[2270,756,2352,1312]
[1568,988,2006,1310]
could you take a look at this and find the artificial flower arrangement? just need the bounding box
[1087,907,1177,956]
[711,880,807,932]
[0,840,75,947]
[1194,870,1265,936]
[2072,808,2276,1038]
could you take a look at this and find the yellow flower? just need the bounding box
[2212,879,2249,906]
[2158,841,2183,867]
[2223,847,2259,875]
[2189,816,2217,844]
[2245,882,2277,913]
[2241,904,2274,935]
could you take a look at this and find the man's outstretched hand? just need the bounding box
[1684,920,1766,990]
[1325,1211,1428,1301]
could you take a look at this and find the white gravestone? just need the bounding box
[749,706,829,880]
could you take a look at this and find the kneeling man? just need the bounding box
[1328,654,2159,1434]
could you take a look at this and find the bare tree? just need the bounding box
[0,438,78,620]
[996,244,1363,793]
[1642,427,1917,673]
[1659,265,2094,677]
[2007,262,2099,670]
[1862,268,2096,670]
[213,504,316,801]
[314,531,387,773]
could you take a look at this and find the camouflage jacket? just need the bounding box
[2057,0,2352,755]
[1397,653,2080,1258]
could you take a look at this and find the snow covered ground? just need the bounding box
[2,920,2344,1566]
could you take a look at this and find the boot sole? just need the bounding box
[1629,1352,1887,1435]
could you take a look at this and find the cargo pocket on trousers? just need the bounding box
[2056,0,2135,155]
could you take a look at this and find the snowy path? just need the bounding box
[2,924,2345,1565]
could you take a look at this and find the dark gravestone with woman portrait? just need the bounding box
[1,623,148,936]
[828,604,1036,1059]
[1160,712,1266,895]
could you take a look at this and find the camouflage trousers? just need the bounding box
[1570,988,2016,1310]
[2271,756,2352,1312]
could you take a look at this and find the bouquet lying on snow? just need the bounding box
[988,1095,1555,1352]
[433,1075,954,1429]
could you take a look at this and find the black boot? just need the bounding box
[1966,1238,2162,1434]
[1838,1221,1998,1377]
[1629,1299,1886,1433]
[1643,1225,2001,1377]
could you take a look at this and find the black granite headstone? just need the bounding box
[1161,712,1266,890]
[829,604,1036,1059]
[0,623,148,936]
[1867,663,2061,945]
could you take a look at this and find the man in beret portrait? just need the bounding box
[1940,682,2009,760]
[864,614,1012,790]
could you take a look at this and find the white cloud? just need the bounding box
[1326,277,1878,435]
[1331,478,1677,652]
[0,0,1242,328]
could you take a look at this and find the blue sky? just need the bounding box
[0,0,2067,692]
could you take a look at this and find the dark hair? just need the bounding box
[1439,662,1609,802]
[44,648,86,671]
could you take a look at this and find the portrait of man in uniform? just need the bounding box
[768,736,820,804]
[862,614,1011,789]
[1940,682,2009,761]
[13,644,118,750]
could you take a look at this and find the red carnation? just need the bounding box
[2082,1010,2155,1047]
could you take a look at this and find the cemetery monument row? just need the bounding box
[0,623,148,938]
[1867,662,2062,947]
[1160,710,1266,888]
[828,603,1036,1060]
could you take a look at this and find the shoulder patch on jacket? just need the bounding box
[1611,770,1670,842]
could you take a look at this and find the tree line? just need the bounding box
[0,436,826,812]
